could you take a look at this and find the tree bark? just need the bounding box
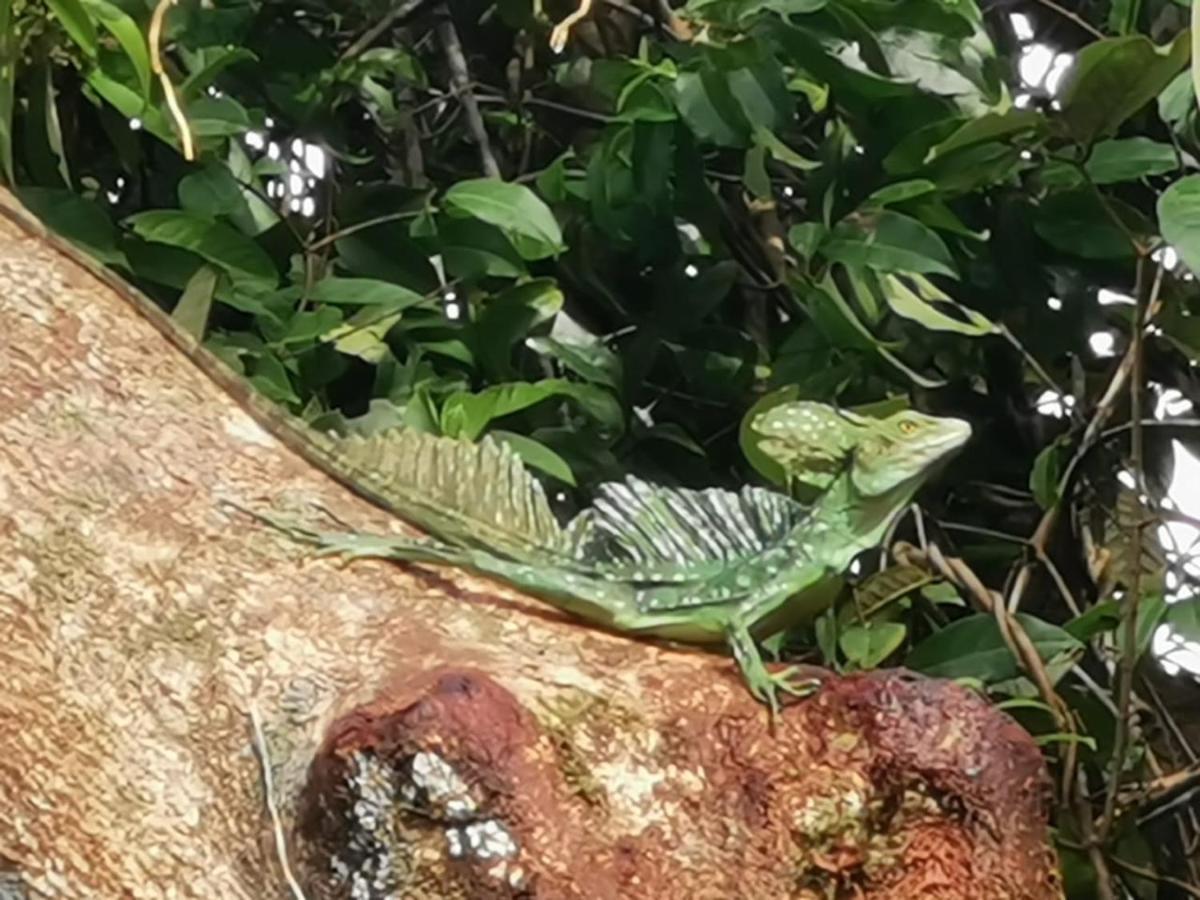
[0,187,1062,899]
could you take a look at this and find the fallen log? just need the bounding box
[0,187,1062,899]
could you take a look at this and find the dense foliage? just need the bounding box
[6,0,1200,892]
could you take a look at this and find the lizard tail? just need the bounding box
[308,528,636,631]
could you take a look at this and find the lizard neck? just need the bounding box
[804,473,921,572]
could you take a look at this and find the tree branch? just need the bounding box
[435,5,501,178]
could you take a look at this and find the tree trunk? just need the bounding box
[0,187,1062,899]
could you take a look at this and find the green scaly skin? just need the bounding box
[0,170,971,717]
[276,404,972,716]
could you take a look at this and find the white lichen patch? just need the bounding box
[222,411,276,448]
[330,751,406,900]
[588,757,671,833]
[444,819,525,891]
[792,768,872,843]
[400,751,478,820]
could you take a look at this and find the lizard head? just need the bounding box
[849,410,971,497]
[750,401,971,497]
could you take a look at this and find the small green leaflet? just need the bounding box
[840,622,907,670]
[171,264,219,339]
[821,211,958,278]
[442,179,564,260]
[1159,175,1200,277]
[906,613,1083,682]
[881,273,997,336]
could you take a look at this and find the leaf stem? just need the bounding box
[1100,257,1164,840]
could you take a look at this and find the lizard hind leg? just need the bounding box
[725,620,822,720]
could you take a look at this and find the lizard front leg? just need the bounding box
[549,0,594,53]
[726,619,822,719]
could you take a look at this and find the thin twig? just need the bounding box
[1101,259,1164,841]
[1000,325,1076,421]
[306,209,424,253]
[149,0,194,160]
[435,5,501,178]
[340,0,432,62]
[1033,0,1106,40]
[1109,854,1200,898]
[248,703,309,900]
[1007,266,1167,615]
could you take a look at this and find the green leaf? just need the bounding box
[323,311,404,363]
[23,52,71,189]
[1085,138,1177,184]
[171,264,219,339]
[82,0,151,99]
[1159,69,1194,130]
[862,180,937,208]
[490,430,576,485]
[788,222,827,261]
[753,125,819,170]
[18,187,125,265]
[126,210,279,292]
[881,273,997,336]
[178,163,272,234]
[906,613,1084,682]
[47,0,99,56]
[851,563,935,618]
[181,47,258,98]
[475,280,564,380]
[926,110,1043,163]
[821,211,958,278]
[1117,591,1168,662]
[1064,601,1121,642]
[1166,598,1200,642]
[442,179,564,260]
[1159,175,1200,276]
[1059,31,1191,145]
[1030,436,1069,509]
[441,380,623,441]
[527,335,623,390]
[0,0,14,184]
[742,143,771,200]
[674,69,749,147]
[840,622,907,670]
[1035,190,1140,259]
[303,277,428,309]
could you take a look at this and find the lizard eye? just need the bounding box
[898,420,919,435]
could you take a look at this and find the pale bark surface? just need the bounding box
[0,187,1062,899]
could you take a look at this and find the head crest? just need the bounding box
[749,402,870,490]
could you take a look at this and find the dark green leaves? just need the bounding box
[821,211,958,278]
[1059,32,1191,145]
[1085,138,1177,184]
[18,187,125,265]
[880,274,996,336]
[442,180,564,260]
[126,210,278,292]
[441,381,622,441]
[47,0,99,57]
[1159,175,1200,274]
[82,0,151,98]
[907,613,1083,682]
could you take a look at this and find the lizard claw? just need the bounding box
[747,667,821,717]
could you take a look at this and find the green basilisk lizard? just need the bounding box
[0,194,969,715]
[246,403,971,714]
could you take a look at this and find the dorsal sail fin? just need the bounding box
[565,476,808,575]
[323,429,564,556]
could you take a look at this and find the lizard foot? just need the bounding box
[746,666,822,719]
